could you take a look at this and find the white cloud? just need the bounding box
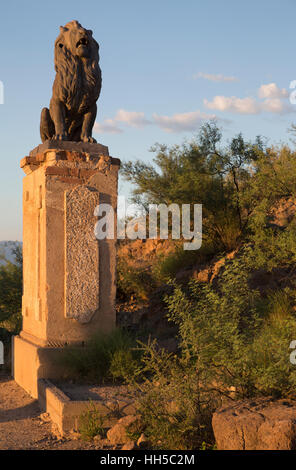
[194,72,238,82]
[261,98,291,114]
[204,83,293,115]
[93,119,123,134]
[114,109,151,127]
[94,109,151,134]
[258,83,288,99]
[152,110,216,133]
[204,96,260,114]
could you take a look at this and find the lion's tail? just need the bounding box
[40,107,55,143]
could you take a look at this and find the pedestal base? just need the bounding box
[15,142,120,398]
[13,335,80,398]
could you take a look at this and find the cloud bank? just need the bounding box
[94,82,293,135]
[95,109,217,134]
[152,110,216,133]
[204,82,293,115]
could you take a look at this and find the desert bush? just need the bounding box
[250,289,296,397]
[60,328,141,383]
[152,249,196,284]
[152,242,216,284]
[126,339,216,450]
[78,401,106,441]
[116,257,154,301]
[248,145,296,205]
[109,348,140,380]
[126,237,296,449]
[164,245,296,399]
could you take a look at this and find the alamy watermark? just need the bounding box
[94,197,202,250]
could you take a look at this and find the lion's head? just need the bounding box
[54,20,99,72]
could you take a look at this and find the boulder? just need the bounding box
[107,415,140,445]
[212,397,296,450]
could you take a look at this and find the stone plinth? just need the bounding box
[14,142,120,397]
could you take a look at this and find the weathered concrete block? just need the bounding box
[38,379,137,436]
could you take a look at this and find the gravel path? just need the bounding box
[0,375,98,450]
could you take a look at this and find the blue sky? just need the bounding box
[0,0,296,240]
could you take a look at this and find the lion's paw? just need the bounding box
[52,133,69,141]
[81,136,97,143]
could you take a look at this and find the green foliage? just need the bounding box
[243,145,296,257]
[125,418,143,443]
[121,121,264,251]
[250,289,296,397]
[249,145,296,203]
[164,246,296,399]
[78,401,106,441]
[116,127,296,448]
[117,239,217,302]
[0,244,22,335]
[128,339,216,450]
[60,328,140,383]
[128,236,296,448]
[117,257,154,301]
[152,243,215,284]
[153,249,195,284]
[249,212,296,274]
[109,348,140,380]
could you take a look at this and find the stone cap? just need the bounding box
[21,145,120,175]
[29,140,109,157]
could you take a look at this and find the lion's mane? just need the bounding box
[52,20,101,113]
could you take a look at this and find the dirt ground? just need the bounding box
[0,375,101,450]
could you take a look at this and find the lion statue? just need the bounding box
[40,20,102,143]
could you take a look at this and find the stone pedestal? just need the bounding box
[13,141,120,397]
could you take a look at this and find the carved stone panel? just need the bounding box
[64,185,100,323]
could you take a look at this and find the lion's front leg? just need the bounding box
[49,99,69,140]
[81,104,97,143]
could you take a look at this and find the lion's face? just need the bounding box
[55,20,98,61]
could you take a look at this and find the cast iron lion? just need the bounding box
[40,20,102,143]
